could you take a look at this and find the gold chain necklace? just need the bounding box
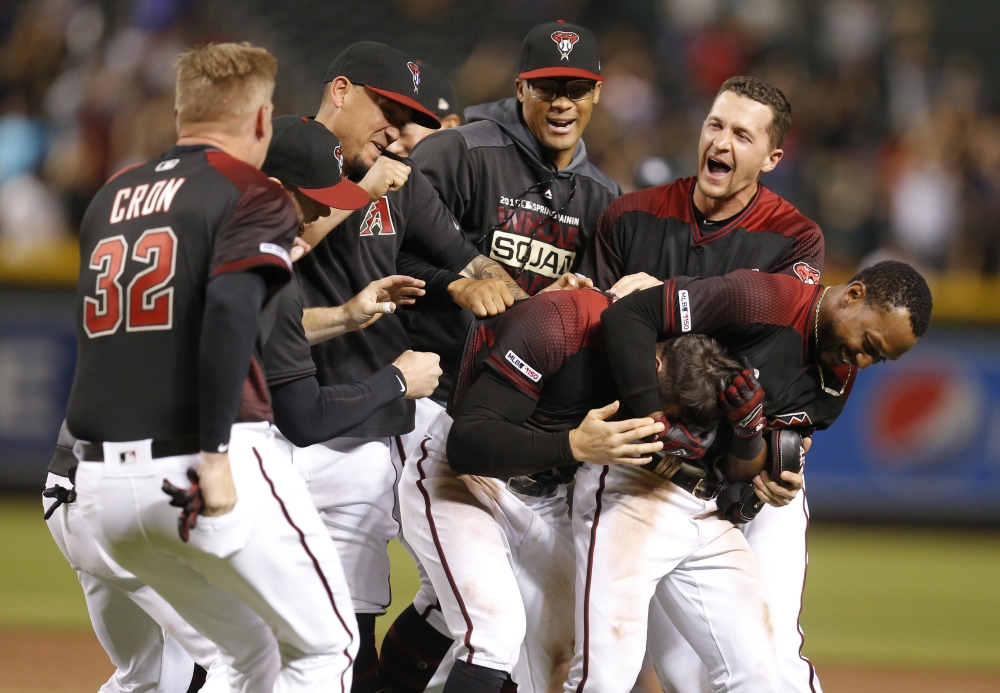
[814,286,850,397]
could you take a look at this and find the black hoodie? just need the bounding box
[404,97,621,401]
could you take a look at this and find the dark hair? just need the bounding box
[850,260,933,338]
[717,76,791,150]
[657,335,739,432]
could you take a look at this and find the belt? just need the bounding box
[78,436,200,462]
[641,457,723,500]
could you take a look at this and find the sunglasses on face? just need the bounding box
[526,78,596,103]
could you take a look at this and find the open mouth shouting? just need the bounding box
[547,115,576,136]
[704,155,733,182]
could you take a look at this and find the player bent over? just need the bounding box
[587,262,932,693]
[68,43,357,692]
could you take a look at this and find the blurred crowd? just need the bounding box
[3,0,1000,277]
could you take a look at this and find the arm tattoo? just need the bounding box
[460,255,529,299]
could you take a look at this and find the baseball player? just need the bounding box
[67,43,358,691]
[287,41,529,693]
[578,76,827,693]
[570,262,932,693]
[387,60,461,157]
[384,22,618,688]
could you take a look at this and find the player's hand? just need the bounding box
[717,358,765,437]
[608,272,662,300]
[197,452,237,517]
[343,275,426,330]
[290,237,312,263]
[537,273,595,293]
[568,401,665,466]
[392,350,442,399]
[752,436,810,506]
[358,157,411,201]
[447,278,515,317]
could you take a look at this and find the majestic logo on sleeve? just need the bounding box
[505,350,542,382]
[334,145,344,172]
[793,262,821,284]
[359,197,396,236]
[406,62,420,93]
[551,31,579,60]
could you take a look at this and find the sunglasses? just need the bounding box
[525,79,596,103]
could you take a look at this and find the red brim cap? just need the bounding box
[300,179,371,210]
[367,86,442,129]
[519,67,605,82]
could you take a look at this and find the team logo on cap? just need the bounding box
[406,61,420,94]
[793,262,821,284]
[334,145,344,173]
[551,31,580,60]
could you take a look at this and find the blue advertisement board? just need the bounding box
[805,326,1000,523]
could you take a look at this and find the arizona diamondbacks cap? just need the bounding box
[263,115,370,210]
[518,20,603,82]
[324,42,442,129]
[413,60,458,120]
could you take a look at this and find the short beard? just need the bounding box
[343,152,370,181]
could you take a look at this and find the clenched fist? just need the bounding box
[392,350,442,399]
[359,157,412,201]
[447,278,515,317]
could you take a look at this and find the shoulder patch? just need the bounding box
[793,262,821,284]
[260,242,292,269]
[505,350,542,382]
[678,289,692,332]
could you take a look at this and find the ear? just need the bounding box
[844,280,867,305]
[592,80,602,105]
[329,76,351,110]
[266,176,282,186]
[515,79,526,104]
[441,114,462,129]
[255,102,270,141]
[760,147,783,174]
[655,353,664,376]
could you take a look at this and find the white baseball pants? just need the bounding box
[647,489,821,693]
[44,473,228,693]
[565,463,780,693]
[74,422,358,693]
[287,430,407,614]
[399,411,575,693]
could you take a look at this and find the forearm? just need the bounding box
[302,306,350,345]
[300,209,355,249]
[396,251,461,309]
[460,255,528,300]
[722,442,767,483]
[602,285,668,418]
[271,365,406,447]
[198,272,267,452]
[447,415,574,477]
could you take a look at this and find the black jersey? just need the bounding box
[295,152,479,438]
[259,279,316,387]
[65,145,297,443]
[579,177,824,290]
[604,271,855,436]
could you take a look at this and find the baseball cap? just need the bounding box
[518,20,603,82]
[324,42,441,129]
[413,60,459,121]
[263,115,370,210]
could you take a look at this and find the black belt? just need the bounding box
[78,436,200,462]
[641,457,723,500]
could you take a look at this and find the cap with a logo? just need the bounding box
[263,115,370,210]
[413,60,458,121]
[518,20,603,82]
[324,42,441,129]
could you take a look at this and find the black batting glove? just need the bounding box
[162,468,204,543]
[718,357,766,438]
[643,415,716,460]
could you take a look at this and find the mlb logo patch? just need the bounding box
[119,450,137,464]
[678,290,692,332]
[505,350,542,382]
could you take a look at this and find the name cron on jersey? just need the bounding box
[109,178,186,224]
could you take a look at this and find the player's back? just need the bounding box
[66,144,295,443]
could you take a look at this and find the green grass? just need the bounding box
[3,497,999,670]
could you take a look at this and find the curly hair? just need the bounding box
[851,260,933,337]
[657,335,739,432]
[718,76,792,150]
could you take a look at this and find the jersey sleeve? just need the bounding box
[398,163,479,272]
[578,199,626,288]
[260,280,317,386]
[207,151,298,290]
[482,292,600,400]
[771,216,825,284]
[410,128,475,226]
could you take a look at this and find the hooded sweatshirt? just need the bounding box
[405,96,621,401]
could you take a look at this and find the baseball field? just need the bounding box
[1,495,997,693]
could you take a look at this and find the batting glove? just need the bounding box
[718,358,766,438]
[162,468,204,542]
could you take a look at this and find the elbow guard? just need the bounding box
[720,429,805,524]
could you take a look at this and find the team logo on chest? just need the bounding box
[551,31,579,60]
[406,61,420,93]
[359,197,396,236]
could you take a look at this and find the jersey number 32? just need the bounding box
[84,227,177,338]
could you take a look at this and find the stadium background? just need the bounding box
[0,0,997,691]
